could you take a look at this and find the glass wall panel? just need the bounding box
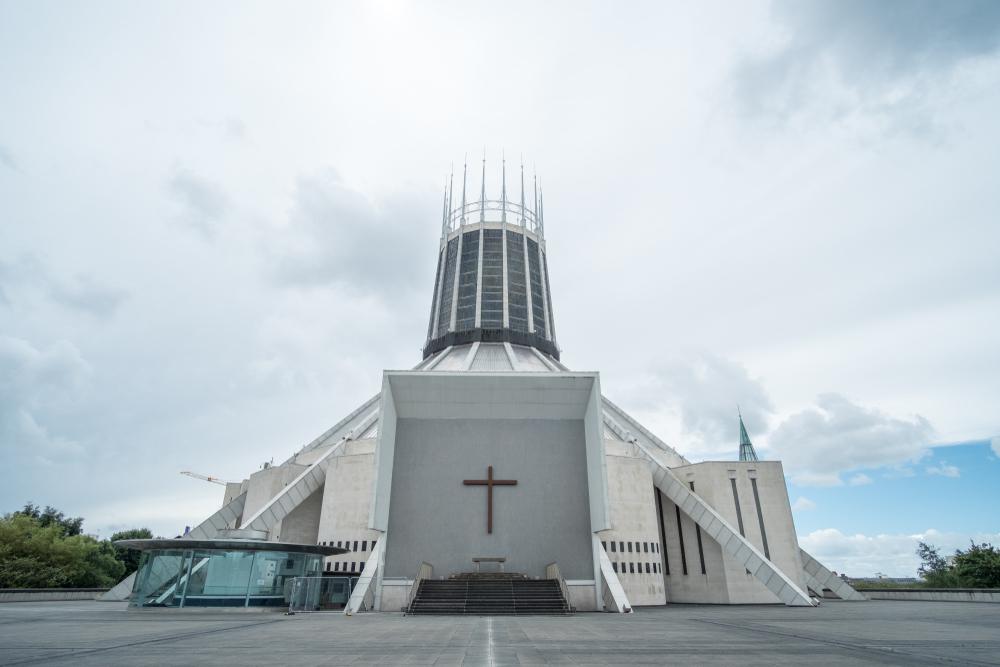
[130,550,190,608]
[455,231,479,331]
[506,231,528,333]
[182,550,254,607]
[527,239,546,337]
[436,238,459,335]
[480,230,504,327]
[247,551,321,607]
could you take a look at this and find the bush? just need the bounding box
[0,514,125,588]
[918,541,1000,589]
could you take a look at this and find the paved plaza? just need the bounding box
[1,600,998,665]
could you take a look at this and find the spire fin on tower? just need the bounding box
[738,409,759,462]
[460,155,468,225]
[501,151,507,224]
[480,149,486,223]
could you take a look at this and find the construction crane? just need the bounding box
[180,471,233,486]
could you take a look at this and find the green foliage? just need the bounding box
[0,514,124,588]
[13,503,84,537]
[952,542,1000,588]
[110,528,154,576]
[917,542,961,587]
[917,541,1000,588]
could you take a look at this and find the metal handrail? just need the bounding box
[405,562,433,612]
[445,200,541,234]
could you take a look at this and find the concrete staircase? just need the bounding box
[407,574,571,616]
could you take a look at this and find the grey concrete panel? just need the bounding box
[383,418,593,579]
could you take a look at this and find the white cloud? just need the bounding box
[792,496,816,511]
[926,463,960,478]
[769,393,934,487]
[625,352,773,459]
[733,0,1000,133]
[848,473,873,486]
[800,528,1000,577]
[0,336,89,459]
[167,167,230,238]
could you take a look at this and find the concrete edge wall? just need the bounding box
[0,589,108,603]
[861,589,1000,603]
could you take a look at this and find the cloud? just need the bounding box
[926,462,960,478]
[734,0,1000,127]
[167,168,230,237]
[626,353,775,458]
[267,168,435,302]
[0,144,18,172]
[847,473,873,486]
[792,496,816,511]
[0,336,89,460]
[769,393,934,486]
[800,527,1000,577]
[0,254,128,318]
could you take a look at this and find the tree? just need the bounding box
[110,528,153,576]
[0,513,124,588]
[13,503,84,537]
[952,542,1000,588]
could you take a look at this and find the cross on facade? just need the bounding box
[463,465,517,534]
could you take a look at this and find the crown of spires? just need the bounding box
[439,150,544,235]
[738,409,759,462]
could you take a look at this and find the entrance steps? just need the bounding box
[407,576,571,615]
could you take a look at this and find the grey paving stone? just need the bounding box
[0,600,998,666]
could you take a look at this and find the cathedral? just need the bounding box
[118,159,865,613]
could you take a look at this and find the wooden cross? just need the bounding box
[463,465,517,534]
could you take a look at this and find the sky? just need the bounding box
[1,0,999,577]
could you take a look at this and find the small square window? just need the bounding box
[629,563,635,574]
[362,540,367,551]
[627,542,633,553]
[359,563,365,573]
[644,543,649,553]
[635,541,641,552]
[353,540,359,551]
[325,562,331,572]
[602,541,607,551]
[612,562,618,573]
[645,563,651,574]
[611,541,616,552]
[619,541,624,552]
[337,541,342,548]
[351,562,357,572]
[334,562,340,571]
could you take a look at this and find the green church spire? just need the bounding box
[738,409,759,462]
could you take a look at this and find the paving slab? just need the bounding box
[0,600,998,665]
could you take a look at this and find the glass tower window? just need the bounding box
[542,250,556,341]
[480,230,504,328]
[527,238,546,337]
[506,231,528,333]
[455,231,479,331]
[436,237,459,334]
[426,251,442,340]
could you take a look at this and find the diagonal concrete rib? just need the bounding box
[595,535,632,613]
[187,491,248,539]
[346,538,383,614]
[800,548,867,601]
[240,410,378,535]
[639,453,815,606]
